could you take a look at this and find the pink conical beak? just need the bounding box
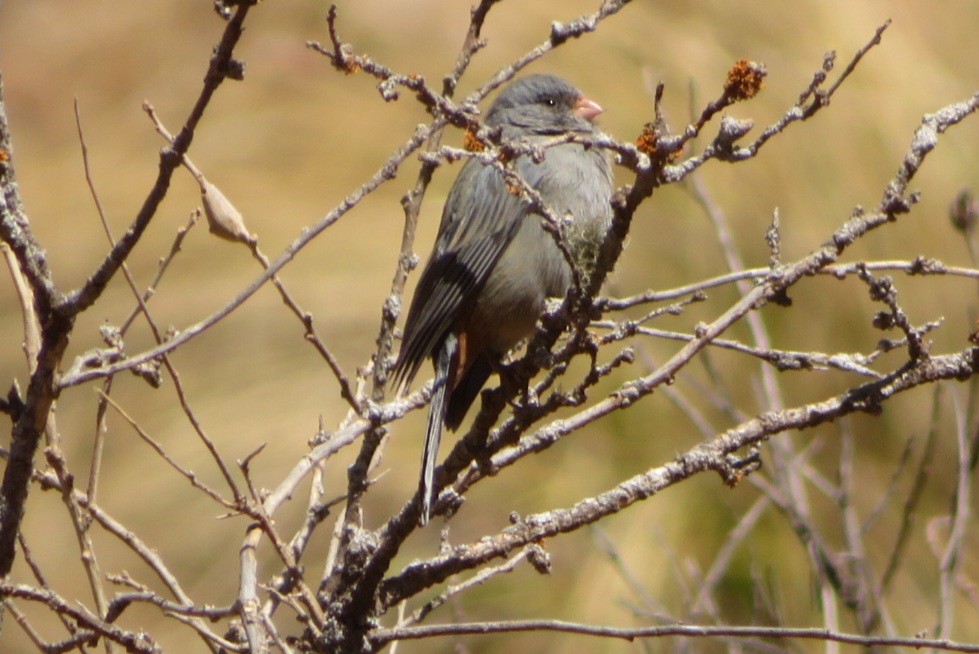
[574,95,603,122]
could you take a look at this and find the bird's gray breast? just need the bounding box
[473,142,613,354]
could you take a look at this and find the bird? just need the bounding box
[391,74,613,524]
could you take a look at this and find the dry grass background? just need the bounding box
[1,1,979,652]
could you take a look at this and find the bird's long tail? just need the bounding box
[421,333,458,524]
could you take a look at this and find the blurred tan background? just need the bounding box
[2,1,979,652]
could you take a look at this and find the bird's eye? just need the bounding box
[544,97,557,107]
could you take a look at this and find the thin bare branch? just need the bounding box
[373,619,979,652]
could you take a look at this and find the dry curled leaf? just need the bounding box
[950,188,977,234]
[200,177,256,245]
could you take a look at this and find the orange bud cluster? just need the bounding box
[463,129,485,153]
[725,59,766,101]
[636,123,680,163]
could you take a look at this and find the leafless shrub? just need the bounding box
[2,2,979,653]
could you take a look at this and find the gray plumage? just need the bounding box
[392,74,613,524]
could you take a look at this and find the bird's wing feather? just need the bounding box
[393,159,528,389]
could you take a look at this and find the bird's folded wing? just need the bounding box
[393,160,529,389]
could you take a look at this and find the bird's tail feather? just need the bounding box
[420,333,458,524]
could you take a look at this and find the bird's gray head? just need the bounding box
[485,74,602,136]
